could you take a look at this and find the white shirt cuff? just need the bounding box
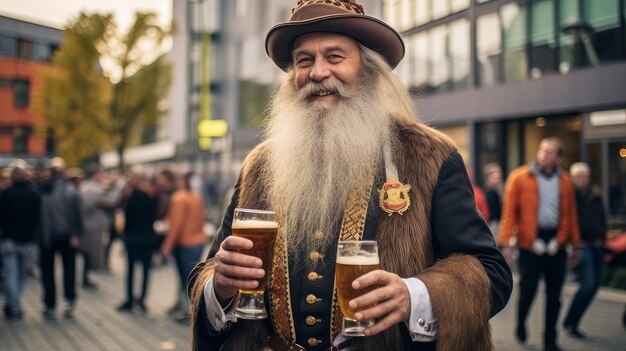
[402,277,437,341]
[203,275,238,331]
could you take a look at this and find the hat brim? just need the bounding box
[266,13,405,72]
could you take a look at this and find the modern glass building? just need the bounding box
[384,0,626,226]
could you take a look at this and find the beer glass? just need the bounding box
[335,240,380,336]
[232,208,278,320]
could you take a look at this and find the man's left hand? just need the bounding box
[349,270,411,336]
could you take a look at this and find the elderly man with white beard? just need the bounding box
[188,1,512,351]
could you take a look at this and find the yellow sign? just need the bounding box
[198,119,228,138]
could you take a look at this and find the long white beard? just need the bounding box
[264,72,392,268]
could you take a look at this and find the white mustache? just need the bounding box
[297,80,351,101]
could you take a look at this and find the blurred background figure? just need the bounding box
[117,171,157,313]
[469,168,490,223]
[0,162,41,320]
[39,157,83,319]
[499,137,580,351]
[562,162,607,338]
[78,165,122,289]
[153,169,177,269]
[65,167,84,188]
[160,172,206,323]
[483,162,503,237]
[103,170,126,273]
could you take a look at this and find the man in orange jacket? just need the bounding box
[499,137,580,351]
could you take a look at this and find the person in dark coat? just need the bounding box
[39,157,83,319]
[0,164,41,319]
[116,171,157,313]
[562,162,608,338]
[483,162,503,236]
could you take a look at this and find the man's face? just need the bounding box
[292,33,361,106]
[536,140,561,171]
[571,169,590,190]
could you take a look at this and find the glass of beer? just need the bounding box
[232,208,278,320]
[335,240,380,336]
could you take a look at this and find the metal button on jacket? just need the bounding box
[305,315,321,326]
[307,337,321,347]
[306,294,321,304]
[307,272,320,282]
[309,251,320,261]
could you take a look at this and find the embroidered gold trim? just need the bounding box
[269,211,296,343]
[330,177,373,339]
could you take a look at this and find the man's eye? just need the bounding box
[297,57,313,66]
[328,55,343,63]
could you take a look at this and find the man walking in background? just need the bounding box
[39,157,83,319]
[499,137,580,351]
[562,162,607,338]
[0,163,41,320]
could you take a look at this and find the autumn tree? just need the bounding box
[38,12,171,170]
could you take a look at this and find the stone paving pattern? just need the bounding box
[1,242,625,350]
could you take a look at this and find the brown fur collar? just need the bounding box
[193,116,493,351]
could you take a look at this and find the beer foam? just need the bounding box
[232,219,278,229]
[336,255,379,265]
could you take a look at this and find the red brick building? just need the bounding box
[0,15,61,166]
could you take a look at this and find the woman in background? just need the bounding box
[160,172,206,322]
[117,171,157,313]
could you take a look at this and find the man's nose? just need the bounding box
[309,60,331,82]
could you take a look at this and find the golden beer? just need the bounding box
[336,255,380,320]
[232,224,278,294]
[232,209,278,320]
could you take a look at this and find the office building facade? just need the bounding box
[384,0,626,225]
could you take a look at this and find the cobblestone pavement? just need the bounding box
[1,242,625,350]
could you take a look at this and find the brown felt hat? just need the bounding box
[265,0,405,71]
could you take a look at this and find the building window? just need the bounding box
[12,128,28,154]
[585,0,622,63]
[0,35,17,56]
[477,12,501,87]
[431,0,450,20]
[410,32,428,91]
[428,25,449,93]
[449,19,470,90]
[13,80,29,107]
[32,42,51,61]
[450,0,469,13]
[530,0,556,79]
[558,0,581,72]
[414,0,430,26]
[501,2,528,83]
[17,39,33,59]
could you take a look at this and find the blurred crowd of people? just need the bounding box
[0,157,208,323]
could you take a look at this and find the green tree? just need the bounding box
[38,12,171,170]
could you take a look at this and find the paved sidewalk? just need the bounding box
[0,242,190,351]
[1,242,625,350]
[491,275,626,351]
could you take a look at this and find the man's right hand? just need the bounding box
[213,236,265,306]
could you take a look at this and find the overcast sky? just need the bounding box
[0,0,171,30]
